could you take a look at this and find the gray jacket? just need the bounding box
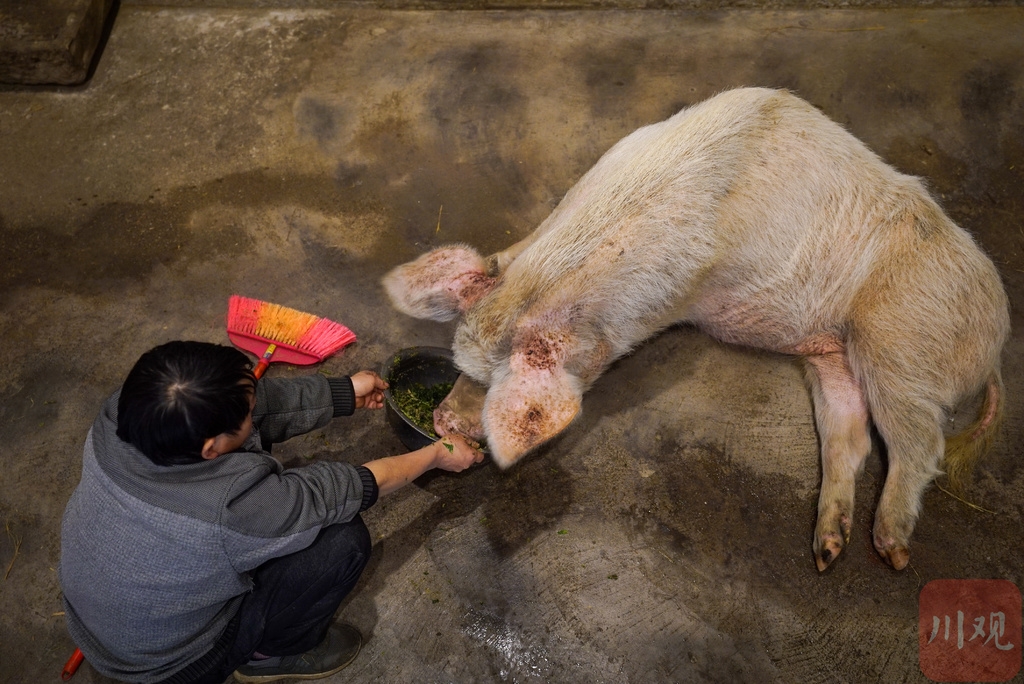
[59,374,378,683]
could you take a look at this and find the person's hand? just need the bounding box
[433,434,485,472]
[351,371,387,410]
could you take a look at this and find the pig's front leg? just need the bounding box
[433,374,488,442]
[485,233,542,277]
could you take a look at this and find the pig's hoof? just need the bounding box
[879,546,910,570]
[873,534,910,570]
[814,532,845,572]
[814,512,850,572]
[484,254,502,277]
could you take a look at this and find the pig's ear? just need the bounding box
[482,358,582,469]
[382,245,496,322]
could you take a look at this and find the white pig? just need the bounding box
[382,87,1010,571]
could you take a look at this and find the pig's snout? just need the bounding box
[433,401,486,443]
[431,374,489,443]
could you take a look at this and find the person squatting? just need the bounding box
[59,340,482,683]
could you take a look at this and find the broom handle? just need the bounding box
[254,344,277,380]
[62,648,84,680]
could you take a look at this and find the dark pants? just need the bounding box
[159,516,372,684]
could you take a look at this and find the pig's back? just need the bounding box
[490,88,899,351]
[469,87,998,362]
[480,88,786,349]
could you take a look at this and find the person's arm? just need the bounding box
[252,375,341,445]
[252,371,384,446]
[364,434,483,496]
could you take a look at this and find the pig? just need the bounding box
[382,87,1010,572]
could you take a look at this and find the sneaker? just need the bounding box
[233,623,362,683]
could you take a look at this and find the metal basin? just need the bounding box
[381,346,461,451]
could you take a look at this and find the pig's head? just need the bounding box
[481,361,581,468]
[385,247,600,469]
[475,310,592,469]
[382,245,496,322]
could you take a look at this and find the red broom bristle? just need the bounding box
[228,296,264,335]
[228,295,356,358]
[299,317,358,358]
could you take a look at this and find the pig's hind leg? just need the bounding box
[802,351,872,572]
[858,372,944,571]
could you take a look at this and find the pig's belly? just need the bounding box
[687,293,843,356]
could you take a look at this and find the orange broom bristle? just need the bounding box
[227,295,356,359]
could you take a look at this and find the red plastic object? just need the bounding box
[226,296,356,379]
[62,648,84,680]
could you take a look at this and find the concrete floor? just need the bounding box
[1,5,1023,683]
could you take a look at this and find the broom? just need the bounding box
[227,295,357,379]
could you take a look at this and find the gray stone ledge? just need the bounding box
[0,0,115,85]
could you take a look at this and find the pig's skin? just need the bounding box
[383,87,1010,571]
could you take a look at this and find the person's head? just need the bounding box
[116,341,256,466]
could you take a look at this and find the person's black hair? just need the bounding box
[116,341,256,466]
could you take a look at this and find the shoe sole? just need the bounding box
[233,640,361,683]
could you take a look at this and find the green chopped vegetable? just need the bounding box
[393,382,454,437]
